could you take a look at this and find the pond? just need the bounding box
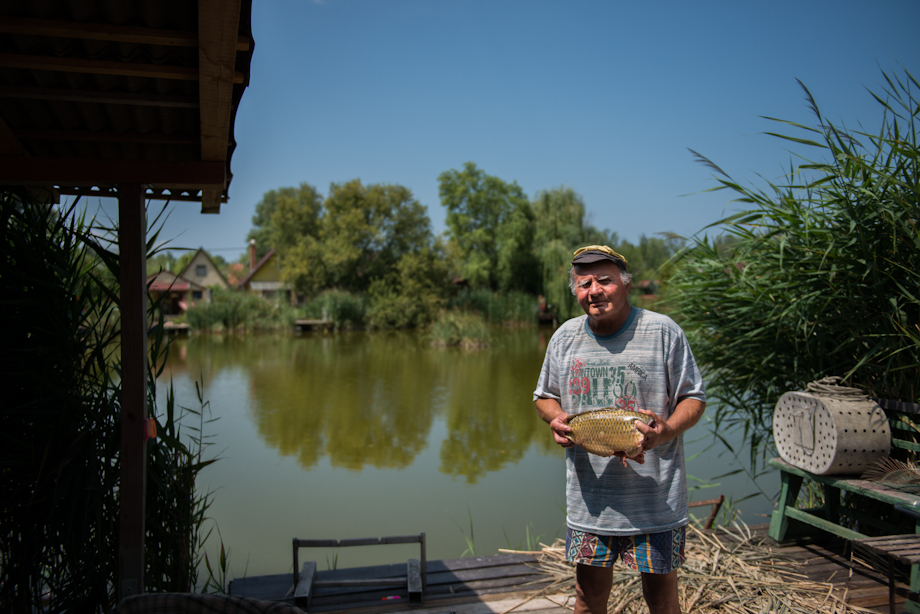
[155,326,778,582]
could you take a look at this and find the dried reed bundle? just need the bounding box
[508,523,876,614]
[862,457,920,495]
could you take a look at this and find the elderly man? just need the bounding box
[533,245,706,614]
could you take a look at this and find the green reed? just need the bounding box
[428,310,492,348]
[666,67,920,479]
[301,288,367,330]
[449,506,477,557]
[1,191,122,612]
[449,288,538,326]
[185,286,298,333]
[0,194,225,611]
[502,521,547,552]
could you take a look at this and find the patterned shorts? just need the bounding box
[565,526,686,574]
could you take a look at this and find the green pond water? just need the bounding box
[155,326,777,581]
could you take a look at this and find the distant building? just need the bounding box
[238,240,296,303]
[225,262,247,286]
[146,271,204,316]
[177,248,231,302]
[635,280,660,295]
[634,279,661,310]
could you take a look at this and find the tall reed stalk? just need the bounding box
[667,68,920,475]
[0,193,223,611]
[1,191,123,612]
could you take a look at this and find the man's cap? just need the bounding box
[571,245,628,269]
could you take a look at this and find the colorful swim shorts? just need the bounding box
[565,526,686,574]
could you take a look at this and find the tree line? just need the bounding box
[242,161,682,327]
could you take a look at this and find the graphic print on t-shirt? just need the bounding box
[568,357,648,410]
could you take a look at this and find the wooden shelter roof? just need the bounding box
[0,0,254,213]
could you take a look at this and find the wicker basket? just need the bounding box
[773,390,890,475]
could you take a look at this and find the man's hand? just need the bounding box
[612,449,645,466]
[634,408,667,451]
[634,399,706,453]
[548,413,576,448]
[535,397,576,449]
[536,397,705,461]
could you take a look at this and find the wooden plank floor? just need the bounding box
[768,533,908,612]
[231,552,554,612]
[725,524,913,613]
[230,524,915,614]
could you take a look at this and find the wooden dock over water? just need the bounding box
[231,552,549,612]
[295,319,334,332]
[229,524,917,614]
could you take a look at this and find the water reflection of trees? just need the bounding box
[438,335,549,483]
[162,328,559,477]
[242,331,438,470]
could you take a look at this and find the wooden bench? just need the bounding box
[854,532,920,614]
[769,398,920,612]
[292,534,426,611]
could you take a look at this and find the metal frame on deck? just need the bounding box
[292,534,426,610]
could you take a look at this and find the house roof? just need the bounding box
[0,0,254,213]
[178,247,230,287]
[146,269,202,293]
[237,247,275,288]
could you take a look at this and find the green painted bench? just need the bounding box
[769,398,920,610]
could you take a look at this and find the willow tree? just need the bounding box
[531,186,587,319]
[668,68,920,468]
[531,186,622,320]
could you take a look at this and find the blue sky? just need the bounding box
[88,1,919,261]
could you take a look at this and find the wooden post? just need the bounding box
[117,184,147,600]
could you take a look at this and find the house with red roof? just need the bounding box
[146,271,204,316]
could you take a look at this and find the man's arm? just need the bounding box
[534,397,576,448]
[636,398,705,451]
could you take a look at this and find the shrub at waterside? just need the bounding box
[301,289,367,330]
[667,68,920,468]
[1,192,221,611]
[186,287,297,333]
[367,245,451,329]
[449,288,538,326]
[429,310,492,348]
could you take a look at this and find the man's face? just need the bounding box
[573,262,631,331]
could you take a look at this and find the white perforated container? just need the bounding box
[773,391,890,475]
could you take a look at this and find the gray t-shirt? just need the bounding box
[533,307,706,535]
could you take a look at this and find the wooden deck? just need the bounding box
[231,552,552,612]
[162,320,189,333]
[294,319,334,331]
[229,524,917,614]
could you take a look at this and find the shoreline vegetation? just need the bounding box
[153,161,681,345]
[169,286,663,347]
